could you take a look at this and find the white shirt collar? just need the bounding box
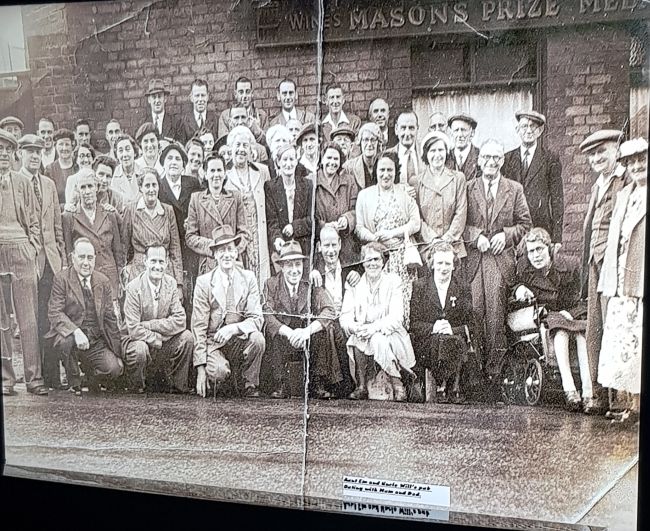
[194,109,206,125]
[398,143,416,156]
[520,143,537,160]
[282,108,297,122]
[482,175,501,196]
[147,275,161,297]
[323,110,350,128]
[78,274,91,288]
[136,197,165,215]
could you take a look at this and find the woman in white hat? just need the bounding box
[597,137,647,423]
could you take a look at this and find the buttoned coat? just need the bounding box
[140,112,183,142]
[62,208,124,294]
[184,188,250,274]
[1,171,42,257]
[269,108,316,128]
[503,145,564,242]
[598,181,646,298]
[446,145,480,181]
[46,267,121,356]
[191,266,264,367]
[123,272,187,343]
[464,176,531,283]
[411,166,467,258]
[20,168,64,274]
[178,107,219,145]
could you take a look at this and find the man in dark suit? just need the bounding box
[218,77,268,142]
[18,134,66,390]
[367,97,397,149]
[143,79,182,142]
[503,110,564,243]
[385,111,420,187]
[263,241,338,399]
[46,237,124,395]
[447,113,480,181]
[464,139,531,386]
[269,78,316,129]
[410,242,473,403]
[578,129,626,415]
[178,78,219,144]
[122,245,193,393]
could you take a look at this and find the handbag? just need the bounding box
[403,229,422,267]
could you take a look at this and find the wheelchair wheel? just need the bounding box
[524,358,543,406]
[500,356,525,405]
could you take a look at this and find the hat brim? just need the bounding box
[276,253,308,262]
[145,89,170,96]
[19,143,44,150]
[209,234,242,250]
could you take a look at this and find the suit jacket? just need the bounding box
[321,112,362,142]
[264,174,314,259]
[62,208,124,294]
[503,145,564,242]
[598,181,646,298]
[263,275,335,339]
[343,154,374,191]
[1,171,42,258]
[446,145,480,181]
[178,107,219,145]
[269,108,316,128]
[20,168,64,274]
[218,106,268,142]
[464,176,531,283]
[123,272,186,343]
[191,266,264,366]
[158,174,203,255]
[141,112,183,142]
[385,144,421,185]
[46,267,121,356]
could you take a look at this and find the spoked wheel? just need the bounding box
[500,356,525,405]
[524,358,543,406]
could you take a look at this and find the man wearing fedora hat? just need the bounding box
[143,78,182,141]
[0,129,46,396]
[262,240,339,399]
[579,128,627,414]
[191,225,265,398]
[122,244,193,393]
[504,110,564,244]
[18,133,66,389]
[447,113,480,181]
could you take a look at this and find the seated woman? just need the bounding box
[185,153,250,275]
[410,241,472,403]
[340,242,416,402]
[512,227,590,411]
[121,169,183,292]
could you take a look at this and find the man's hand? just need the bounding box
[282,224,294,238]
[432,319,453,335]
[274,238,285,252]
[347,270,361,287]
[559,310,574,321]
[515,285,535,302]
[196,365,209,398]
[310,270,324,288]
[177,286,184,303]
[63,202,77,213]
[490,232,506,255]
[73,328,89,351]
[286,328,308,350]
[151,337,163,350]
[101,202,117,213]
[477,234,490,253]
[356,323,374,340]
[214,324,238,345]
[336,216,348,231]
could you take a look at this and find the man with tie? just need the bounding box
[447,113,480,181]
[367,97,396,149]
[503,110,564,244]
[38,117,57,169]
[179,78,218,144]
[191,226,265,399]
[143,78,181,142]
[262,241,338,399]
[218,77,268,142]
[386,111,419,187]
[269,78,316,129]
[18,134,66,390]
[464,139,531,390]
[0,129,46,397]
[122,245,193,393]
[578,129,626,415]
[321,83,362,142]
[46,237,124,395]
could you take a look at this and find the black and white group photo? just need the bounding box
[1,1,648,529]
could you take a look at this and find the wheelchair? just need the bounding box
[498,299,581,406]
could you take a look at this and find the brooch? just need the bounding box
[450,296,457,308]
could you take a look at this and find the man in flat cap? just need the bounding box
[269,78,316,128]
[367,98,396,149]
[143,79,181,141]
[331,125,358,160]
[0,129,46,396]
[386,111,420,187]
[1,116,24,171]
[18,134,66,389]
[45,128,77,205]
[321,83,361,142]
[447,113,480,181]
[504,110,564,244]
[579,129,626,414]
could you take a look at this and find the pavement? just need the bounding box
[2,385,639,530]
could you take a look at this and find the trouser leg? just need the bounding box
[309,329,342,387]
[265,335,293,388]
[124,340,149,389]
[11,270,42,388]
[38,262,61,388]
[155,330,194,392]
[585,262,604,396]
[1,276,16,388]
[79,338,124,385]
[59,336,81,389]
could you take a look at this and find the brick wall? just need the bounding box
[543,24,631,257]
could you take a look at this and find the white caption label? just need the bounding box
[342,475,450,508]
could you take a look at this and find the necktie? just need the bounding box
[198,114,204,129]
[155,115,162,135]
[486,180,495,221]
[406,150,415,182]
[523,149,530,171]
[82,278,92,296]
[32,177,43,208]
[455,149,463,170]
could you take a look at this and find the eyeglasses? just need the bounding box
[361,138,379,145]
[480,154,503,161]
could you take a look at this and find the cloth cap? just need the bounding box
[330,125,356,141]
[618,137,648,160]
[448,113,477,130]
[0,115,24,130]
[579,129,623,153]
[18,134,44,150]
[0,128,18,149]
[515,110,546,126]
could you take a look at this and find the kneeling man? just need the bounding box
[123,245,193,393]
[191,226,265,398]
[46,237,123,394]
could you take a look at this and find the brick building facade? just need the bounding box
[5,0,649,257]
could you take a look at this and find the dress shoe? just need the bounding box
[348,387,368,400]
[27,385,49,396]
[2,386,16,396]
[270,384,288,399]
[564,390,582,411]
[243,386,261,398]
[583,397,606,415]
[70,386,82,397]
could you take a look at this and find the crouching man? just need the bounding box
[191,226,265,398]
[46,237,123,394]
[122,245,193,393]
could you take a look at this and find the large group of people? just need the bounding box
[0,76,645,424]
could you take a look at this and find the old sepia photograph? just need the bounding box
[1,1,648,529]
